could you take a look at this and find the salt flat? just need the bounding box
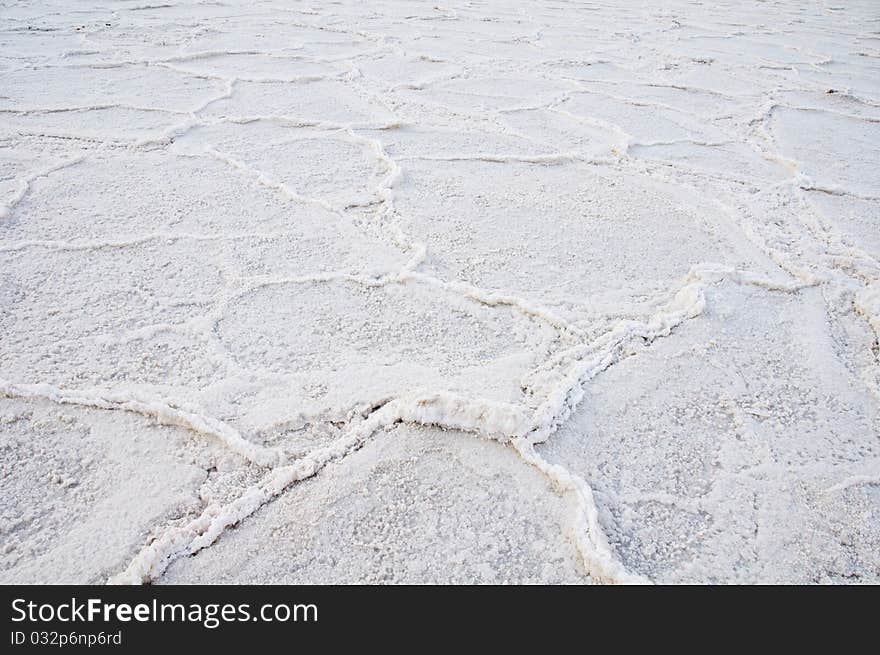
[1,0,878,584]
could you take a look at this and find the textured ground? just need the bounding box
[1,0,878,584]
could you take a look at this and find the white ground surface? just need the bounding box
[1,1,878,584]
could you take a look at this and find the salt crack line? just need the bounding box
[797,178,880,202]
[854,282,880,336]
[0,230,297,253]
[512,439,650,585]
[823,474,880,495]
[0,156,84,221]
[528,263,810,444]
[109,393,532,584]
[196,129,579,335]
[133,77,237,149]
[337,127,584,335]
[854,282,880,399]
[512,264,810,583]
[203,147,340,214]
[408,270,583,337]
[234,267,582,337]
[0,379,282,468]
[0,104,188,117]
[156,60,341,85]
[205,114,406,132]
[235,268,408,292]
[397,152,580,165]
[110,263,808,585]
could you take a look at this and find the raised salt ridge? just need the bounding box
[1,0,878,584]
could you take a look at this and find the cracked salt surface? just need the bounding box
[0,0,878,584]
